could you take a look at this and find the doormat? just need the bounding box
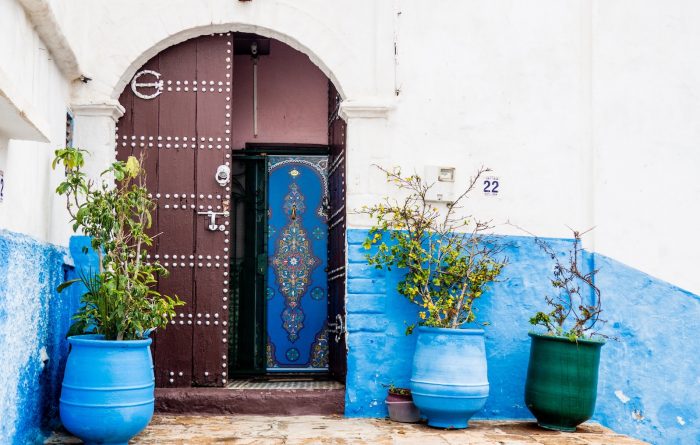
[227,379,344,390]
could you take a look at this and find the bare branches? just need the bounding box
[520,226,608,340]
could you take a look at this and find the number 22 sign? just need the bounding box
[483,176,499,196]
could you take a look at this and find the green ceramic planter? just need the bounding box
[524,332,604,432]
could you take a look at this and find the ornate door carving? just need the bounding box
[266,156,329,371]
[116,34,233,387]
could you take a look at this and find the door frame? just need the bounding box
[243,143,329,156]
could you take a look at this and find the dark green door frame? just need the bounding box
[229,155,267,375]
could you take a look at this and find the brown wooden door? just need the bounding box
[116,33,234,387]
[327,83,347,382]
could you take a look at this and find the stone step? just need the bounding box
[155,387,345,415]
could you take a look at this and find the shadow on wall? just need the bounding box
[0,230,81,445]
[344,229,700,445]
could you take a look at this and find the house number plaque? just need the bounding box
[483,175,500,196]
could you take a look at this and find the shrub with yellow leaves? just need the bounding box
[362,165,507,333]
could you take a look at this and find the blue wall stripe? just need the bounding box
[2,227,697,444]
[0,231,80,445]
[344,228,700,445]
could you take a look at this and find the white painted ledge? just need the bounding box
[71,100,125,122]
[339,98,395,120]
[0,66,50,142]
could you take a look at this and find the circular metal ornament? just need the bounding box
[131,70,164,100]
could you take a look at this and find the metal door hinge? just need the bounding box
[256,254,267,275]
[327,313,345,343]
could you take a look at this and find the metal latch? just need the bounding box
[327,313,345,343]
[197,211,229,231]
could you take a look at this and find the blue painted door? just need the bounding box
[266,156,329,371]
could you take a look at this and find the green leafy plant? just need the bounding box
[529,228,607,341]
[387,384,411,396]
[362,166,507,333]
[53,147,183,340]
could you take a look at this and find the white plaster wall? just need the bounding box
[63,0,591,234]
[0,0,73,246]
[53,0,700,293]
[592,0,700,294]
[349,0,592,238]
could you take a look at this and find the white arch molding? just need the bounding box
[71,1,397,121]
[111,23,351,103]
[105,21,392,119]
[103,22,394,124]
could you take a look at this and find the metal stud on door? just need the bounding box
[192,34,233,387]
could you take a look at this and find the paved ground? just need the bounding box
[47,415,648,445]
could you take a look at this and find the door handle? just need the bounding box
[197,211,229,231]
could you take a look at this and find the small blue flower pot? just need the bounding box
[60,335,155,445]
[410,327,489,429]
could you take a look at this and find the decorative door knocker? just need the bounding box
[131,70,164,100]
[215,165,231,186]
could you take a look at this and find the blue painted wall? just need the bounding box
[0,230,80,445]
[344,228,700,445]
[3,225,696,444]
[592,253,700,444]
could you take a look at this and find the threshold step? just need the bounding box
[155,385,345,415]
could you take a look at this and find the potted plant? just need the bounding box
[363,166,507,429]
[385,385,421,423]
[53,147,183,445]
[525,229,608,432]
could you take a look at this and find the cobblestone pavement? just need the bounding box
[47,415,648,445]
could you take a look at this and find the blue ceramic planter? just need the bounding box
[410,327,489,428]
[60,335,155,445]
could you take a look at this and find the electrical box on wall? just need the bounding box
[424,166,455,203]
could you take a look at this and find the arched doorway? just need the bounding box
[116,32,346,393]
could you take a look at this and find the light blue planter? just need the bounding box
[60,335,155,445]
[410,327,489,428]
